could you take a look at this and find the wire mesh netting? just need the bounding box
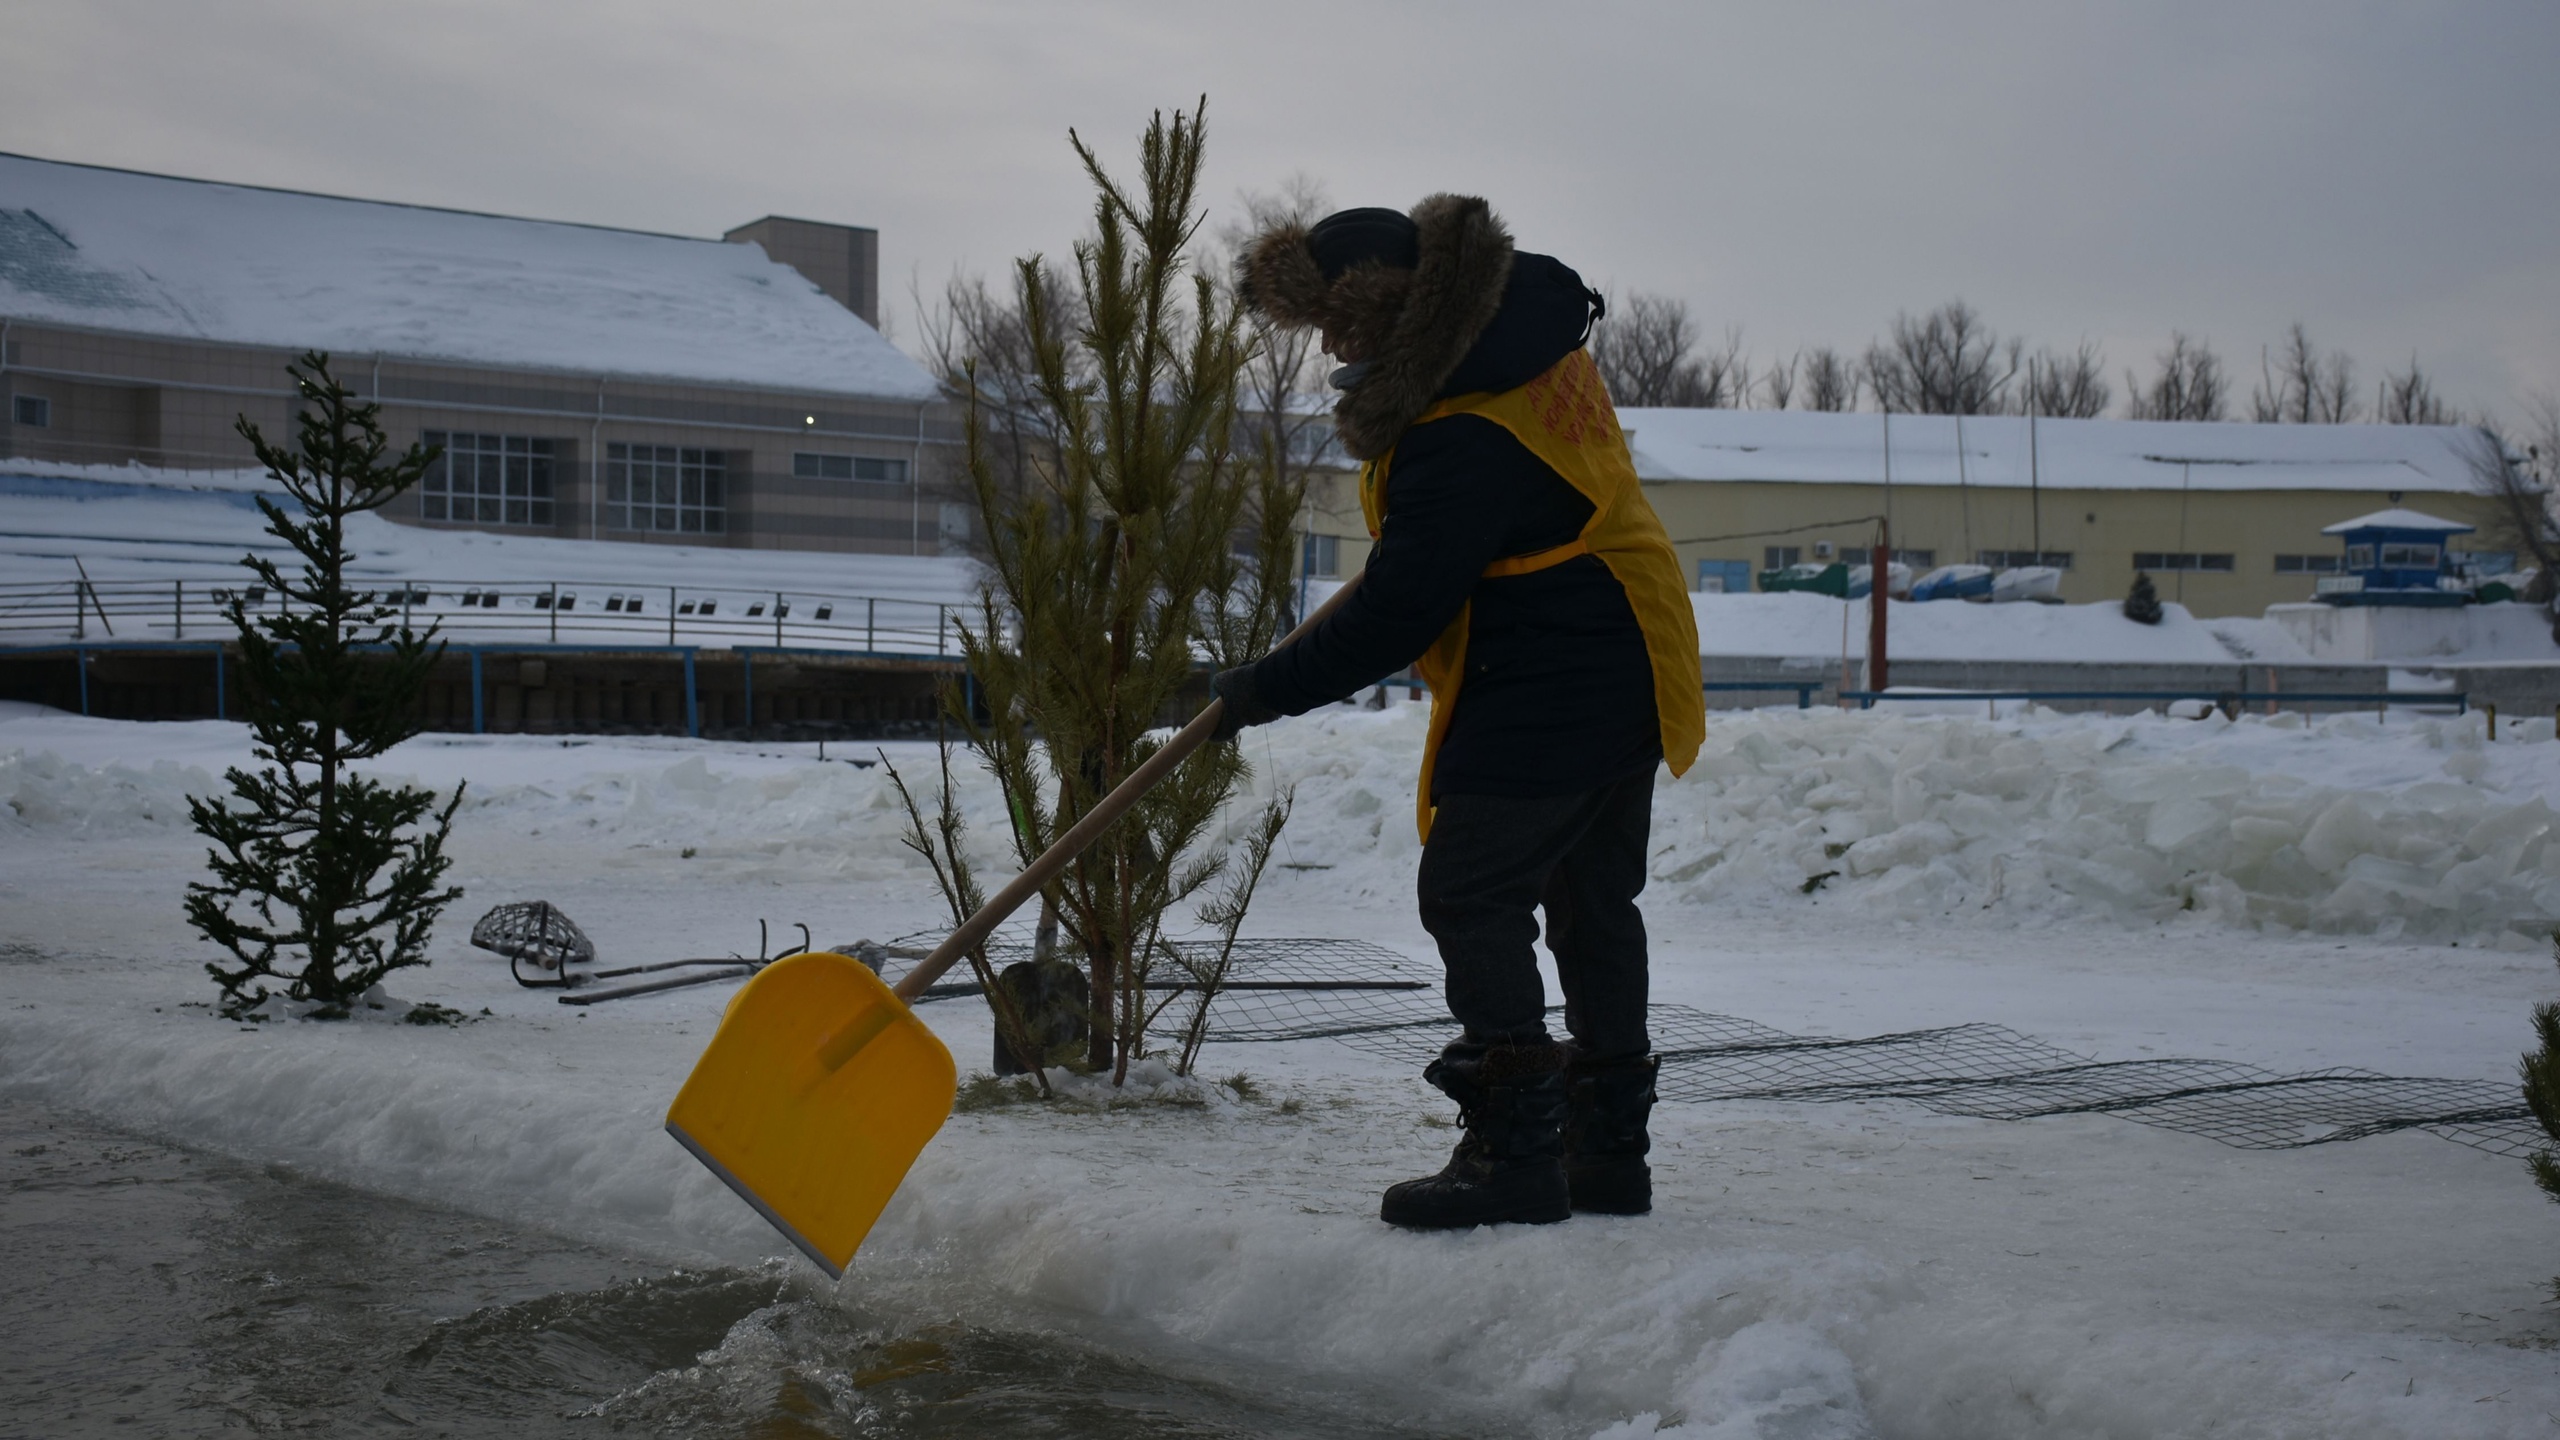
[469,901,596,974]
[886,931,2542,1157]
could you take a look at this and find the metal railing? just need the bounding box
[0,577,971,658]
[1704,680,1823,710]
[1837,688,2468,716]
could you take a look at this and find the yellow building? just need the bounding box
[1300,409,2504,619]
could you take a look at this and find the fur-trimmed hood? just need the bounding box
[1237,194,1514,460]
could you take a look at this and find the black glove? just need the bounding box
[1210,666,1280,742]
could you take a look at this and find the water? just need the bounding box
[1,1103,1475,1438]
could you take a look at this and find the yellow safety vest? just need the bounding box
[1360,347,1705,840]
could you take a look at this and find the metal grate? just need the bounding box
[891,931,2539,1157]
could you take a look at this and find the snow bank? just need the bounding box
[17,702,2560,945]
[1691,591,2238,664]
[1239,703,2560,943]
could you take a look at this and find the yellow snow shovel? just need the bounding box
[665,578,1361,1277]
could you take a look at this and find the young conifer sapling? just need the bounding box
[185,353,464,1019]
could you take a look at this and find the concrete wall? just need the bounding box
[1698,654,2418,712]
[723,217,881,328]
[0,645,958,738]
[2268,601,2560,663]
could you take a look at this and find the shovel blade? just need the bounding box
[665,951,956,1277]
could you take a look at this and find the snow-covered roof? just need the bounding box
[0,153,938,401]
[1622,407,2489,495]
[2319,508,2474,535]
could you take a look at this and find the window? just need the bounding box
[1303,533,1340,578]
[606,444,726,534]
[793,452,909,484]
[11,394,48,428]
[422,432,555,526]
[1977,550,2073,570]
[2131,552,2235,573]
[1764,546,1801,570]
[1888,548,1935,569]
[1696,559,1751,594]
[2273,554,2344,574]
[2378,543,2440,569]
[2344,544,2375,569]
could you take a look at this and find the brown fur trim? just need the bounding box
[1332,194,1513,459]
[1236,220,1330,328]
[1234,195,1515,460]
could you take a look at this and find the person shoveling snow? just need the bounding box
[1219,196,1703,1228]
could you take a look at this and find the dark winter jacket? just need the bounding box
[1236,202,1660,799]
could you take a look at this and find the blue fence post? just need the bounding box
[469,650,484,735]
[213,644,225,721]
[684,649,699,738]
[76,647,88,716]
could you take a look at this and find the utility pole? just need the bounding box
[1868,520,1890,695]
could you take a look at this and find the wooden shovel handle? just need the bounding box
[892,574,1364,1002]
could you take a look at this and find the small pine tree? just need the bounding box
[2523,944,2560,1298]
[2124,570,2164,625]
[902,101,1304,1085]
[185,354,464,1019]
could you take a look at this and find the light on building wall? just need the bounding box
[805,415,816,425]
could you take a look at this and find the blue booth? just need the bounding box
[2314,508,2472,607]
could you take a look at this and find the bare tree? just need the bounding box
[2020,342,2111,418]
[2250,322,2360,423]
[2124,332,2229,421]
[1695,326,1750,409]
[2468,414,2560,617]
[1799,346,1858,412]
[917,262,1084,560]
[1863,300,2020,414]
[2378,354,2455,425]
[1760,353,1796,409]
[1591,293,1722,407]
[1222,178,1339,611]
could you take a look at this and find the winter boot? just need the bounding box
[1564,1051,1658,1215]
[1379,1040,1571,1229]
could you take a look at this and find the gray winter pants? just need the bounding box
[1415,768,1655,1060]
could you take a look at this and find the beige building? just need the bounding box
[1299,407,2503,618]
[0,153,962,555]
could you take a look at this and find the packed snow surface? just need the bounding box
[1692,590,2240,664]
[5,699,2559,1436]
[0,152,936,399]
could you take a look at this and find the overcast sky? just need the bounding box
[9,1,2557,422]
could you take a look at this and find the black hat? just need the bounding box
[1305,207,1421,281]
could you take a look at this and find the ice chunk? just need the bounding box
[2298,796,2378,872]
[1844,821,1957,877]
[2144,796,2226,853]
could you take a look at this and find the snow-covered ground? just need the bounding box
[5,698,2560,1437]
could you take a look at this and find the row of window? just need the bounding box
[1714,547,2503,582]
[2131,552,2236,573]
[1762,546,2068,571]
[418,433,912,531]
